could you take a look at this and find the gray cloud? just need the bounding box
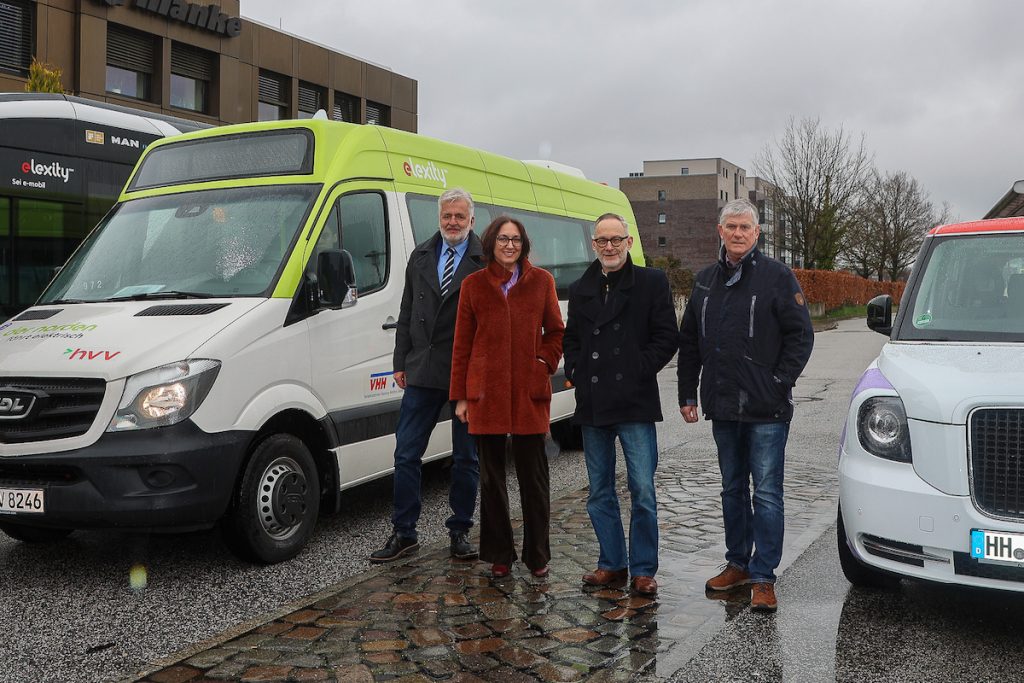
[243,0,1024,220]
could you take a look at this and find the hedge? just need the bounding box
[792,269,905,310]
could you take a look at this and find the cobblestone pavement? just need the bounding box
[135,446,839,682]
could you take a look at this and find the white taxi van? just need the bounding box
[0,118,642,563]
[839,216,1024,590]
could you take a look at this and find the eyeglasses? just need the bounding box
[592,236,629,248]
[496,235,523,247]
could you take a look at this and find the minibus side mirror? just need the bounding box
[866,294,893,336]
[317,249,357,309]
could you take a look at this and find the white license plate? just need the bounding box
[0,487,45,514]
[971,529,1024,565]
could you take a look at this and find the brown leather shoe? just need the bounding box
[631,575,658,596]
[750,582,777,612]
[582,567,628,588]
[706,564,751,591]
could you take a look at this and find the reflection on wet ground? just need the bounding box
[137,447,839,681]
[669,524,1024,683]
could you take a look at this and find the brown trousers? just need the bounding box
[477,433,551,570]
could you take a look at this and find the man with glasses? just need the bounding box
[678,198,813,612]
[370,188,484,564]
[563,213,679,596]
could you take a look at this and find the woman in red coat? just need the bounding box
[451,216,564,579]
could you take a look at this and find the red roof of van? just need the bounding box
[930,216,1024,235]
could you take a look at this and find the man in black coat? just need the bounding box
[370,188,484,563]
[678,198,813,612]
[564,213,679,596]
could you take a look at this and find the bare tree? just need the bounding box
[856,170,950,280]
[754,117,872,270]
[841,206,885,279]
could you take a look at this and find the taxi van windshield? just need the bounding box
[900,232,1024,342]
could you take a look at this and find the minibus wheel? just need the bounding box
[0,522,73,543]
[837,505,900,589]
[222,434,321,564]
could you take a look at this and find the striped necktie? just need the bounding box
[440,246,456,296]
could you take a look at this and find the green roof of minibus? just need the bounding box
[120,120,642,298]
[123,120,635,225]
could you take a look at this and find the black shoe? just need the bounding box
[369,533,419,564]
[449,531,478,560]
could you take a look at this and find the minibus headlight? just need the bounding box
[857,396,912,463]
[108,360,220,431]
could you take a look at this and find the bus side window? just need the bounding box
[338,193,389,295]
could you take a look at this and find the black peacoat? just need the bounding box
[563,255,679,427]
[393,231,484,390]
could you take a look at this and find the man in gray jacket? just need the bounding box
[370,188,484,563]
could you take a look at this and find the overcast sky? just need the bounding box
[243,0,1022,221]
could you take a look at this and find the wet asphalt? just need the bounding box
[9,320,1022,682]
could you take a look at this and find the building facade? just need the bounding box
[0,0,417,130]
[621,158,797,274]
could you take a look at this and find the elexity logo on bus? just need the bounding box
[97,0,242,38]
[21,159,75,183]
[402,158,450,188]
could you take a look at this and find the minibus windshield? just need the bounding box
[40,184,320,303]
[900,232,1024,342]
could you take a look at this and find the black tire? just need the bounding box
[550,418,583,451]
[837,505,901,589]
[222,434,321,564]
[0,522,73,543]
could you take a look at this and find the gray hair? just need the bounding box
[593,212,629,235]
[438,188,474,217]
[718,198,759,226]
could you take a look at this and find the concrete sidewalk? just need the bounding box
[134,447,838,682]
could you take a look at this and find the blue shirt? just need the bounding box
[437,236,470,286]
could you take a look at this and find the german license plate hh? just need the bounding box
[971,529,1024,564]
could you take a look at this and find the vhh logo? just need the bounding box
[368,372,394,392]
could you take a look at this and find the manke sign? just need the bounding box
[98,0,243,38]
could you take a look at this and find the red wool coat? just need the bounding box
[450,259,565,435]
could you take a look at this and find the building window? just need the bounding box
[170,42,215,113]
[681,167,688,175]
[726,191,729,201]
[106,24,156,101]
[657,190,666,201]
[298,81,325,118]
[658,213,666,224]
[365,100,390,126]
[258,70,290,121]
[0,0,33,76]
[658,236,667,247]
[332,91,359,122]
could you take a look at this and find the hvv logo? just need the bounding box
[64,348,121,361]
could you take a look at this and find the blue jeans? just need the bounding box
[391,385,478,540]
[582,422,659,577]
[711,420,790,584]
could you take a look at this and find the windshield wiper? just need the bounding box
[104,290,217,302]
[46,298,89,305]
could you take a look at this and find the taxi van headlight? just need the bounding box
[108,360,221,431]
[857,396,912,463]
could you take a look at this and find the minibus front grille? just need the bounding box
[970,408,1024,520]
[0,378,106,444]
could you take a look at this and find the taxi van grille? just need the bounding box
[970,408,1024,520]
[0,377,106,444]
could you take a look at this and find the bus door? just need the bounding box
[0,196,85,318]
[305,182,409,486]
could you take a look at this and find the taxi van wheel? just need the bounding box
[550,419,584,451]
[222,434,320,564]
[0,522,73,543]
[837,506,901,589]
